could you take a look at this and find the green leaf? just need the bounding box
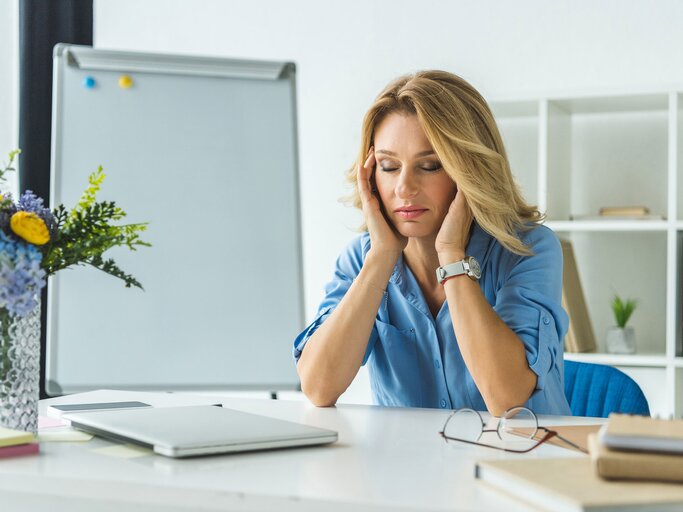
[39,167,150,289]
[0,149,21,187]
[611,294,637,328]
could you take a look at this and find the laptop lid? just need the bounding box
[64,405,337,458]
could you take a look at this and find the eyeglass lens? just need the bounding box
[497,406,538,442]
[443,409,483,442]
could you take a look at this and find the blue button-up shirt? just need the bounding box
[294,222,571,415]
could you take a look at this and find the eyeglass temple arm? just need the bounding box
[438,430,556,454]
[537,427,588,454]
[510,430,558,453]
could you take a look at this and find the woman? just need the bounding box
[294,70,571,416]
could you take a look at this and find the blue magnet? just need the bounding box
[83,76,96,89]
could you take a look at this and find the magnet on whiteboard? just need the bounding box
[83,76,96,89]
[118,75,134,89]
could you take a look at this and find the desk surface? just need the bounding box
[1,390,604,511]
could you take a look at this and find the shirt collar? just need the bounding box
[389,221,494,290]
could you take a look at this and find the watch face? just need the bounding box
[467,256,481,279]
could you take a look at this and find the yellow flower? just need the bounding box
[10,211,50,245]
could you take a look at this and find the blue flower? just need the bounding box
[17,190,49,216]
[0,231,46,317]
[15,190,56,240]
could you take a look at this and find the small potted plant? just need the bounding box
[606,294,637,354]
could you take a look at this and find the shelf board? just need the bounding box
[674,358,683,368]
[546,220,669,232]
[565,353,668,367]
[550,93,669,114]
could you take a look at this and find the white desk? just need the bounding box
[0,390,604,511]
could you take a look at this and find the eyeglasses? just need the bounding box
[438,406,587,454]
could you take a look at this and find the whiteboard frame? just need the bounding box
[46,44,304,396]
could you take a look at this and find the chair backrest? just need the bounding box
[564,360,650,417]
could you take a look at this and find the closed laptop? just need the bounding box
[65,405,337,458]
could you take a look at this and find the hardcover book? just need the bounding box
[601,414,683,454]
[560,239,596,353]
[590,433,683,483]
[476,457,683,511]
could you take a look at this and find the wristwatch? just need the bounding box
[436,256,481,284]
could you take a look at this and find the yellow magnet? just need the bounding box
[118,75,134,89]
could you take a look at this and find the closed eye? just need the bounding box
[421,164,443,172]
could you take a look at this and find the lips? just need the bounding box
[395,206,428,220]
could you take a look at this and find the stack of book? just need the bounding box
[475,415,683,511]
[591,414,683,483]
[0,427,39,458]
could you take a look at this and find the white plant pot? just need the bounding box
[606,326,636,354]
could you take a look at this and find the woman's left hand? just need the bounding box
[435,189,473,262]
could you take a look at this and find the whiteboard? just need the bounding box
[46,44,303,395]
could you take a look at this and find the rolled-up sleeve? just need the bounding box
[293,235,377,365]
[492,227,568,395]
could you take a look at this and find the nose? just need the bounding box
[395,169,419,199]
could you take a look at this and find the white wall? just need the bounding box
[90,1,683,403]
[92,0,683,313]
[0,0,18,196]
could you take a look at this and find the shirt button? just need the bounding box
[440,399,447,408]
[543,316,550,325]
[407,293,415,301]
[434,360,441,369]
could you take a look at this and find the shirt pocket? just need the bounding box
[370,319,420,407]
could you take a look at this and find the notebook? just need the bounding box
[64,405,338,458]
[601,413,683,454]
[475,457,683,512]
[589,433,683,483]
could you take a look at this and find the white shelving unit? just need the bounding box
[491,89,683,418]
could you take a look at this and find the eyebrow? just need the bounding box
[375,150,436,158]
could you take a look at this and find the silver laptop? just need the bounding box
[64,405,338,458]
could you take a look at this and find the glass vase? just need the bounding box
[0,303,41,434]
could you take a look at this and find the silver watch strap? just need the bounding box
[436,260,468,282]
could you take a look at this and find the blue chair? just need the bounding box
[563,360,650,417]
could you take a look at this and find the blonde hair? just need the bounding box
[346,70,543,256]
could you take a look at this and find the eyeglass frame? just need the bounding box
[438,405,587,454]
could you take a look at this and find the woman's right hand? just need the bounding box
[357,148,408,257]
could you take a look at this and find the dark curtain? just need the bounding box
[18,0,93,397]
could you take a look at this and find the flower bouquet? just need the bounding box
[0,149,149,433]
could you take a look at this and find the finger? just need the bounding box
[357,150,376,204]
[357,165,371,204]
[452,188,468,212]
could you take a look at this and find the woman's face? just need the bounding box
[373,113,458,239]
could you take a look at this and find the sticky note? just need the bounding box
[38,429,93,442]
[0,427,34,447]
[0,442,40,459]
[91,444,152,459]
[38,415,67,429]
